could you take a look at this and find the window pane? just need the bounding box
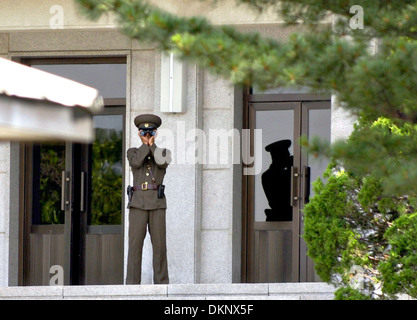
[308,108,331,197]
[89,114,123,225]
[32,64,126,99]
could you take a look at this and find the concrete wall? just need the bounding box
[330,94,355,143]
[0,34,10,286]
[0,0,283,31]
[0,142,10,287]
[0,0,342,287]
[200,71,236,283]
[0,27,242,285]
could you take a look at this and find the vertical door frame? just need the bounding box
[299,100,331,282]
[242,92,330,283]
[64,142,73,285]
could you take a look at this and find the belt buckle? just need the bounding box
[141,182,148,190]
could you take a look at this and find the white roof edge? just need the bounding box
[0,57,104,112]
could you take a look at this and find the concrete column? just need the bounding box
[330,94,356,143]
[128,50,202,284]
[200,71,235,283]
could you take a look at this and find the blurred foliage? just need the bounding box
[304,114,417,195]
[39,144,65,224]
[334,287,373,300]
[303,115,417,299]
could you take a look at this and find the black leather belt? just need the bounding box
[133,182,158,191]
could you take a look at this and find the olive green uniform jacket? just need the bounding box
[127,143,171,210]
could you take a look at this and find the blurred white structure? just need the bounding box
[0,57,103,142]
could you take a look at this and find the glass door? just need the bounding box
[245,98,330,283]
[247,102,301,283]
[24,142,72,285]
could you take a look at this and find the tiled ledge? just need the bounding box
[0,283,336,300]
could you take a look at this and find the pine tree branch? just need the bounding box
[75,0,417,125]
[235,0,417,39]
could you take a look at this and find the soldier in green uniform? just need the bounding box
[126,114,171,284]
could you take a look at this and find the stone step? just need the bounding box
[0,282,335,300]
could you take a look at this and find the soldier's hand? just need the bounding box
[139,131,149,145]
[149,134,155,146]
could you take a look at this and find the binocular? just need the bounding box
[140,129,156,136]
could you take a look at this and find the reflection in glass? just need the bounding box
[255,110,294,222]
[308,109,331,199]
[262,140,293,221]
[90,115,123,225]
[32,64,127,99]
[32,143,66,225]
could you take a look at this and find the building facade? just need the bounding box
[0,0,354,287]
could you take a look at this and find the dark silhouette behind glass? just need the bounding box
[261,139,293,221]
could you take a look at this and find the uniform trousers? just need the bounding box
[126,208,169,284]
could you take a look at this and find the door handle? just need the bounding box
[61,171,70,210]
[80,171,85,212]
[304,166,311,204]
[290,166,299,206]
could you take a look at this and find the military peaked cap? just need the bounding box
[134,114,162,129]
[265,139,292,154]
